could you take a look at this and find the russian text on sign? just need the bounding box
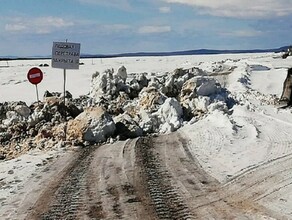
[52,42,81,69]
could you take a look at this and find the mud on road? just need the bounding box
[18,132,289,219]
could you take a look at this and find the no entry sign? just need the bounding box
[27,67,43,85]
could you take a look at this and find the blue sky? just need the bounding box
[1,0,292,56]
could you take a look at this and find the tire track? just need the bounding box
[223,153,292,202]
[26,139,152,220]
[175,132,285,219]
[136,137,193,220]
[21,130,291,219]
[137,133,268,218]
[91,139,154,220]
[234,113,292,162]
[26,146,96,220]
[182,120,230,175]
[162,132,250,218]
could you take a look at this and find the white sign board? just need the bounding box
[52,42,81,69]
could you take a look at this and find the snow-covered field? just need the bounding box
[1,52,292,218]
[0,53,277,104]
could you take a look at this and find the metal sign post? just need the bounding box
[63,68,67,141]
[63,68,66,105]
[35,84,40,103]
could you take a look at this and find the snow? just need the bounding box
[0,53,266,104]
[0,149,70,215]
[156,97,183,133]
[1,52,292,217]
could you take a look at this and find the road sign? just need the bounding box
[27,67,43,85]
[52,42,81,69]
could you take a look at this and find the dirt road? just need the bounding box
[4,132,290,219]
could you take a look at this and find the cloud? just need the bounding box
[138,25,171,34]
[5,24,26,32]
[101,24,131,34]
[159,6,171,13]
[77,0,131,10]
[36,17,74,28]
[162,0,292,19]
[220,29,263,37]
[4,16,74,34]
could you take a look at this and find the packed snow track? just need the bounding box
[2,132,290,219]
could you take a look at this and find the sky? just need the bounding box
[0,0,292,56]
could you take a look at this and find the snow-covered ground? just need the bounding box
[1,52,292,217]
[0,53,270,104]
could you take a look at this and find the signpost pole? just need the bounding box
[63,68,67,142]
[63,40,68,142]
[35,84,39,103]
[64,39,67,106]
[62,40,67,142]
[63,68,66,105]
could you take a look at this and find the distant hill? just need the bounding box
[81,46,291,58]
[0,46,290,60]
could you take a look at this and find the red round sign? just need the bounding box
[27,67,43,85]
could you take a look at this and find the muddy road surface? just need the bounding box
[3,132,288,219]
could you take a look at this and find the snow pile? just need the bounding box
[0,64,234,159]
[0,92,87,159]
[67,106,116,143]
[114,113,143,140]
[155,98,183,133]
[90,66,233,135]
[90,67,131,100]
[1,53,289,162]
